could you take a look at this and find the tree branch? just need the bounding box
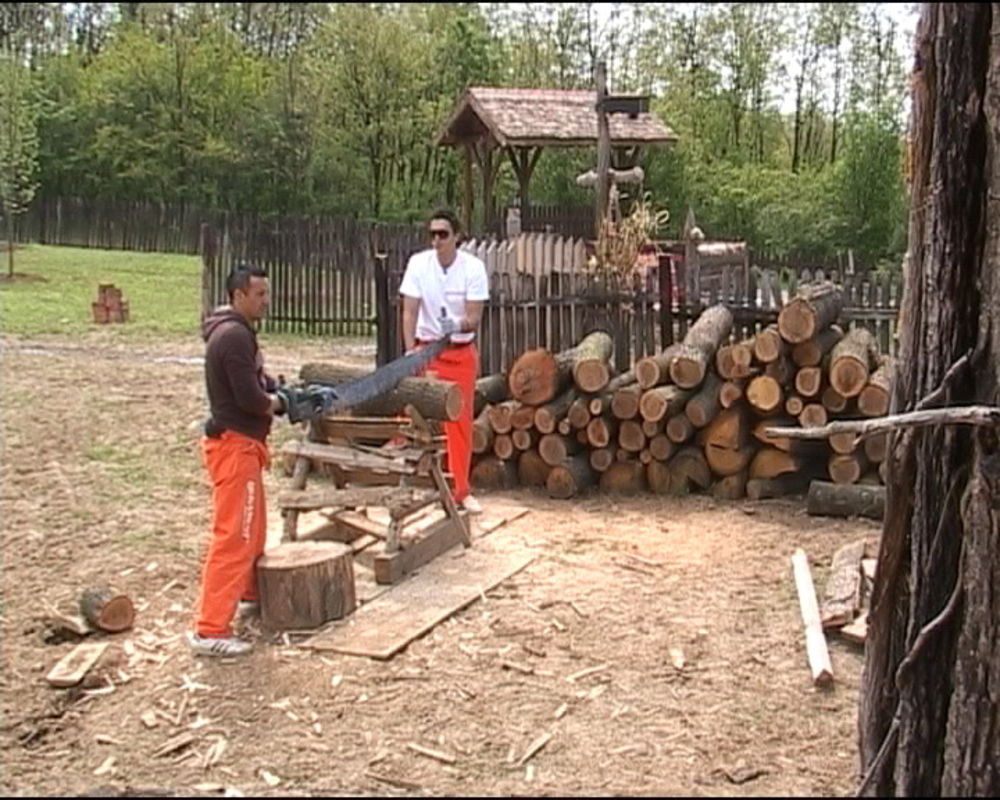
[766,406,1000,445]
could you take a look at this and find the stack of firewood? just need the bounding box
[471,281,894,506]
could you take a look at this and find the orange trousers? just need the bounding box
[194,431,269,638]
[421,343,478,504]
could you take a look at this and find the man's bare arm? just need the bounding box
[402,295,420,352]
[462,300,485,333]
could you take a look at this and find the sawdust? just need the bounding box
[0,333,877,796]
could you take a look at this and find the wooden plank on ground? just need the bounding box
[820,539,866,629]
[302,531,535,659]
[477,505,531,535]
[46,642,109,688]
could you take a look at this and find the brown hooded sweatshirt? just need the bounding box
[202,306,277,442]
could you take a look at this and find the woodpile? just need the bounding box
[470,283,895,502]
[92,283,130,324]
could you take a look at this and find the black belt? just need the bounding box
[416,338,474,348]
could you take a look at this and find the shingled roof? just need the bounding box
[437,87,678,148]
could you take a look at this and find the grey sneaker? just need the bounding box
[187,632,253,657]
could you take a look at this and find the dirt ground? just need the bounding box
[0,332,879,797]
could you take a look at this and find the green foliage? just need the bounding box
[18,2,914,266]
[0,50,40,274]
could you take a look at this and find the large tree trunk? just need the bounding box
[859,5,1000,797]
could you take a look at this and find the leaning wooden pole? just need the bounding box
[791,547,834,687]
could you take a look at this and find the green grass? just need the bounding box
[0,244,202,339]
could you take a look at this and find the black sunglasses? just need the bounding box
[429,229,452,240]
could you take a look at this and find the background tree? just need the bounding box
[0,46,40,277]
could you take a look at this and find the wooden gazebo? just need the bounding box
[436,87,678,234]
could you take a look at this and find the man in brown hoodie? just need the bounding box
[189,264,286,657]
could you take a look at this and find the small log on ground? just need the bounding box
[589,448,614,472]
[828,452,868,485]
[611,384,643,420]
[791,326,844,367]
[669,446,712,491]
[487,401,516,434]
[547,455,596,499]
[599,461,647,494]
[778,282,844,344]
[790,547,834,687]
[635,344,684,389]
[474,373,509,415]
[716,338,755,380]
[539,434,581,467]
[639,385,691,423]
[820,539,867,629]
[472,407,494,454]
[517,450,552,487]
[684,373,723,428]
[535,388,578,434]
[79,588,135,633]
[257,542,356,630]
[753,325,786,364]
[711,471,748,500]
[795,367,823,398]
[746,375,784,415]
[829,327,878,398]
[586,416,618,448]
[666,413,695,444]
[618,420,646,453]
[472,456,518,489]
[746,473,809,500]
[806,480,885,521]
[857,356,894,418]
[669,305,734,388]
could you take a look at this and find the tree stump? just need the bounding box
[79,587,135,633]
[256,542,356,631]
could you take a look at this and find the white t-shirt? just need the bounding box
[399,248,489,344]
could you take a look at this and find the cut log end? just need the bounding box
[574,361,611,393]
[508,349,559,406]
[79,587,135,633]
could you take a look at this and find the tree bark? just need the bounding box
[534,387,578,434]
[860,5,1000,796]
[684,373,723,428]
[257,542,356,630]
[669,305,734,388]
[807,480,885,521]
[351,377,463,421]
[79,587,135,633]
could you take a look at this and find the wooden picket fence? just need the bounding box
[379,232,902,375]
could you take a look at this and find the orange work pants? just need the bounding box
[194,431,269,638]
[421,342,478,504]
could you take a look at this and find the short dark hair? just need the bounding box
[429,208,461,235]
[226,263,268,302]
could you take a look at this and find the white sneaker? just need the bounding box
[460,495,483,514]
[187,631,253,658]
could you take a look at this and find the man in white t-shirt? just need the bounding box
[399,209,489,512]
